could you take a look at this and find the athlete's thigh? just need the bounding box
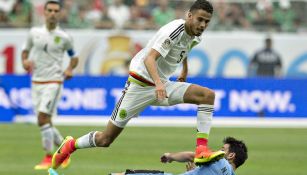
[155,81,191,106]
[38,83,62,115]
[183,84,213,104]
[31,83,43,115]
[110,82,156,128]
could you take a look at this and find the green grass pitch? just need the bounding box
[0,124,306,175]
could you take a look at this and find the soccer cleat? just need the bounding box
[52,136,76,169]
[194,145,225,165]
[60,157,71,169]
[48,168,59,175]
[34,154,52,170]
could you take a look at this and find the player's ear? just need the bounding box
[187,11,193,19]
[226,152,236,160]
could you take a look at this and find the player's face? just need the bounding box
[44,3,61,24]
[187,9,212,36]
[222,143,235,161]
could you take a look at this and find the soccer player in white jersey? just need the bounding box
[21,0,78,170]
[52,0,224,169]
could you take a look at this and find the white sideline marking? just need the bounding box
[14,115,307,128]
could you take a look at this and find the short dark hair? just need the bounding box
[189,0,213,14]
[223,137,248,168]
[44,0,61,10]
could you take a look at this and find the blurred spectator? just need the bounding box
[210,2,232,31]
[253,7,281,32]
[124,4,153,30]
[0,0,16,14]
[173,1,186,19]
[249,37,282,77]
[83,0,103,24]
[0,0,306,32]
[95,6,114,29]
[107,0,130,29]
[151,0,175,28]
[67,5,92,28]
[273,0,296,32]
[0,10,9,27]
[8,0,32,27]
[226,3,250,30]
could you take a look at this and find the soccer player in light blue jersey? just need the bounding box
[163,137,248,175]
[48,137,247,175]
[117,137,247,175]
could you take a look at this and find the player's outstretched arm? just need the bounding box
[161,151,195,163]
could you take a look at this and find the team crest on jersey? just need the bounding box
[119,109,127,119]
[162,38,171,49]
[54,36,61,44]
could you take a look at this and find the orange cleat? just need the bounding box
[60,157,71,169]
[52,136,76,169]
[194,145,225,165]
[34,154,52,170]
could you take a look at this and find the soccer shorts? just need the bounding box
[32,83,62,116]
[110,80,191,128]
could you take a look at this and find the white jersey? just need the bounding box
[23,25,77,82]
[129,19,201,83]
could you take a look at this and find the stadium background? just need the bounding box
[0,0,306,175]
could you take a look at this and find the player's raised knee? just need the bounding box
[202,88,215,104]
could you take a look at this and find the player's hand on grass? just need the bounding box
[186,162,196,171]
[64,69,73,80]
[160,153,173,163]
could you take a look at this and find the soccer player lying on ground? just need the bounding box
[48,137,248,175]
[52,0,224,169]
[112,137,248,175]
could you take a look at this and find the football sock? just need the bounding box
[75,131,98,149]
[52,127,64,147]
[196,104,214,146]
[40,123,54,154]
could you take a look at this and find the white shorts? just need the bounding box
[110,81,191,128]
[32,83,62,116]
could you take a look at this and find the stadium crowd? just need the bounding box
[0,0,306,32]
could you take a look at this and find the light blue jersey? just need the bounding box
[49,159,235,175]
[125,159,235,175]
[180,159,235,175]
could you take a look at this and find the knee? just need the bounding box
[37,113,51,126]
[95,133,113,147]
[202,89,215,104]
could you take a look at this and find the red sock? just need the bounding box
[197,138,208,146]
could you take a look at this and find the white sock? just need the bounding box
[197,104,214,135]
[52,127,63,146]
[75,131,97,149]
[40,123,54,154]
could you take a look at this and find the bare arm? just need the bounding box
[64,57,79,80]
[177,58,188,82]
[144,49,166,100]
[21,50,33,72]
[161,151,195,163]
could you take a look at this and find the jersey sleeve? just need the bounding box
[151,23,184,58]
[64,35,77,58]
[22,28,33,51]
